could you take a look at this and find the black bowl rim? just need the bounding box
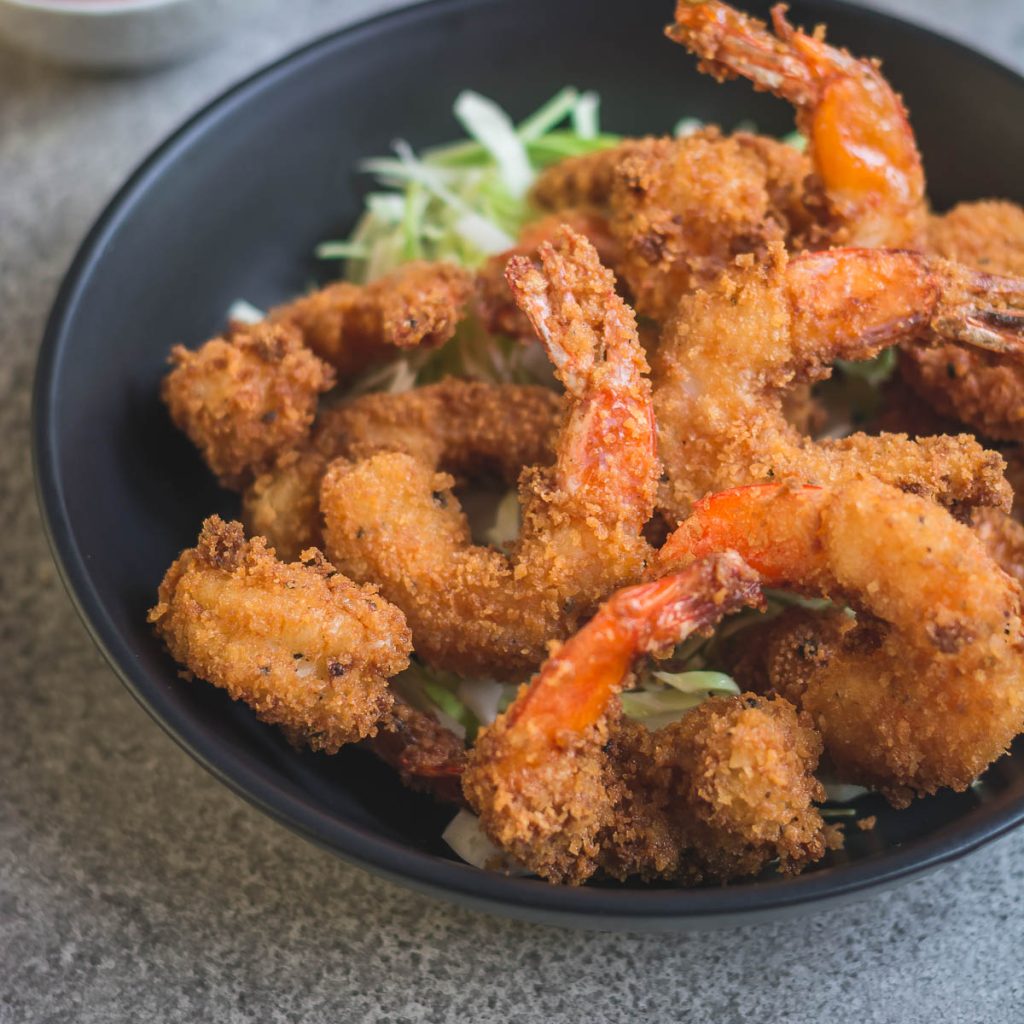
[31,0,1024,926]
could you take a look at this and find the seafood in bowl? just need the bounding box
[146,0,1024,887]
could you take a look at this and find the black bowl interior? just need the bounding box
[34,0,1024,929]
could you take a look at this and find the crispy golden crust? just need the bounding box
[666,1,927,251]
[530,139,654,211]
[476,209,623,338]
[464,693,830,885]
[364,699,467,804]
[464,710,616,884]
[636,695,832,881]
[242,446,329,564]
[148,517,411,753]
[269,261,474,377]
[321,377,560,479]
[461,555,829,885]
[902,201,1024,440]
[654,245,1011,522]
[242,379,559,561]
[321,230,658,679]
[970,506,1024,584]
[929,200,1024,277]
[686,479,1024,806]
[162,322,334,489]
[609,130,815,319]
[900,345,1024,442]
[864,382,1024,567]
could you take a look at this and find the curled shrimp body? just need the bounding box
[607,129,815,321]
[319,227,659,679]
[529,129,815,323]
[148,517,412,754]
[658,478,1024,805]
[162,322,335,490]
[667,0,927,250]
[463,553,832,885]
[269,261,474,378]
[243,378,560,561]
[654,244,1024,522]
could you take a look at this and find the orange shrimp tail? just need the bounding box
[668,0,926,248]
[659,484,827,585]
[506,552,761,743]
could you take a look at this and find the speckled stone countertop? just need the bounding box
[3,1,1024,1021]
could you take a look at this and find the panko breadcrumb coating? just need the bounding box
[660,478,1024,806]
[269,260,473,377]
[901,201,1024,441]
[476,208,623,339]
[667,1,927,251]
[162,321,334,489]
[611,695,837,883]
[609,130,816,320]
[462,555,832,884]
[366,699,468,804]
[320,228,658,679]
[148,0,1024,889]
[530,139,653,212]
[654,244,1015,523]
[242,379,560,561]
[148,517,412,753]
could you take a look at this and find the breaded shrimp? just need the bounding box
[865,385,1024,582]
[608,129,815,320]
[530,139,653,212]
[667,0,927,249]
[148,516,412,753]
[242,378,560,560]
[463,553,832,885]
[365,698,468,804]
[901,201,1024,441]
[320,227,659,678]
[269,260,474,377]
[654,244,1024,521]
[162,322,334,489]
[658,479,1024,805]
[476,209,623,338]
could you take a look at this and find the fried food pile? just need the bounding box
[151,1,1024,886]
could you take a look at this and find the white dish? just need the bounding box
[0,0,241,70]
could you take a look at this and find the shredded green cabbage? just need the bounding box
[319,87,621,285]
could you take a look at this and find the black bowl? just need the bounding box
[33,0,1024,930]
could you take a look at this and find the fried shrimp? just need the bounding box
[530,139,652,213]
[607,129,815,320]
[268,260,474,377]
[476,209,622,338]
[148,516,412,753]
[463,553,832,884]
[901,201,1024,441]
[667,0,927,250]
[654,244,1024,522]
[365,698,468,804]
[659,479,1024,805]
[242,378,560,561]
[319,227,659,678]
[162,321,335,489]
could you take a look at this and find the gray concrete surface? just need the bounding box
[2,1,1023,1021]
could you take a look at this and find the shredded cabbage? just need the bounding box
[226,299,265,324]
[442,809,530,873]
[822,780,871,803]
[322,88,621,285]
